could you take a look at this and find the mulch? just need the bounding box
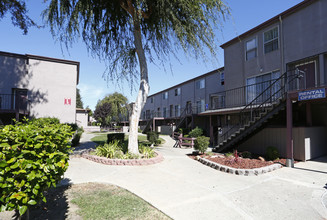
[188,153,293,169]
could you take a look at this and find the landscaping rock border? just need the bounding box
[197,157,282,176]
[76,149,164,166]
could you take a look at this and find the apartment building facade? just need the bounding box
[0,51,80,124]
[201,0,327,162]
[140,68,224,134]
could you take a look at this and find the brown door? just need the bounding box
[297,62,316,89]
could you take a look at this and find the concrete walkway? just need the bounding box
[64,133,327,220]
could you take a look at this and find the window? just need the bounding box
[175,105,181,117]
[146,110,150,119]
[246,38,257,60]
[150,97,154,103]
[163,107,167,118]
[264,27,279,54]
[175,88,181,96]
[196,79,205,89]
[196,99,205,113]
[157,107,161,117]
[162,92,168,100]
[246,71,281,104]
[220,72,225,85]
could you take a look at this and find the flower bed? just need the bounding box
[80,149,164,166]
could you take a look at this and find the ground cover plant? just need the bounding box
[0,118,73,217]
[91,133,165,146]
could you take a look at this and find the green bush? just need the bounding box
[0,118,73,216]
[138,128,142,133]
[147,132,159,144]
[65,123,79,131]
[139,145,155,159]
[95,141,121,158]
[240,151,252,159]
[194,136,209,154]
[188,127,203,138]
[154,139,162,145]
[265,146,280,161]
[72,132,82,147]
[107,133,125,144]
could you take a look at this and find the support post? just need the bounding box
[286,94,294,167]
[152,118,155,132]
[209,115,213,144]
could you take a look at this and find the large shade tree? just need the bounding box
[0,0,35,34]
[44,0,229,154]
[94,92,128,126]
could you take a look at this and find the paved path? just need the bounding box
[64,133,327,220]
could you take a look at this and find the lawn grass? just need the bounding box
[91,133,165,146]
[71,183,171,220]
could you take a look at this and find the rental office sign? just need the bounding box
[298,88,326,101]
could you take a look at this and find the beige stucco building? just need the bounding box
[0,51,79,124]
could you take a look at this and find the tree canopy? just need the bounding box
[44,0,229,83]
[0,0,35,34]
[93,92,128,127]
[76,88,84,109]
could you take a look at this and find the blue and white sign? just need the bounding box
[298,88,326,101]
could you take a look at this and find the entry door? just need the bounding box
[297,62,316,89]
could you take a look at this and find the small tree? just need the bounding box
[194,136,210,154]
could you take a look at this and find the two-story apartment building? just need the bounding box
[201,0,327,163]
[0,51,80,124]
[140,68,225,135]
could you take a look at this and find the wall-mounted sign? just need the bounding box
[64,98,71,105]
[298,88,326,101]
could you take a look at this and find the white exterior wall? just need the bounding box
[76,111,89,128]
[25,59,77,123]
[0,52,79,123]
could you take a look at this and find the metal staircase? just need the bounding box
[213,72,290,153]
[174,105,193,132]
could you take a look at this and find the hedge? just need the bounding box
[0,118,73,216]
[107,133,125,144]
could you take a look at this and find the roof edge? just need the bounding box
[147,67,224,98]
[220,0,317,48]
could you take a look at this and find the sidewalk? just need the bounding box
[64,133,327,219]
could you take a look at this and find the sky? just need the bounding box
[0,0,303,110]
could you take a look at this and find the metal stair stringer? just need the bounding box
[214,100,286,153]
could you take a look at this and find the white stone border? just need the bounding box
[197,157,282,176]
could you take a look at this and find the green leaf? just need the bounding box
[1,204,6,212]
[0,160,6,168]
[7,157,16,164]
[10,162,19,169]
[32,188,38,195]
[18,205,28,216]
[28,200,37,205]
[42,197,47,203]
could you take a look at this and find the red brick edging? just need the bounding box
[80,151,164,166]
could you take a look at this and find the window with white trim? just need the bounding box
[246,38,257,60]
[264,27,279,54]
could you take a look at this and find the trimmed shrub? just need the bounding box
[107,133,125,144]
[0,118,73,216]
[147,131,159,144]
[65,123,79,132]
[240,151,252,159]
[194,136,210,154]
[265,146,280,161]
[71,132,82,147]
[154,139,162,145]
[188,127,203,138]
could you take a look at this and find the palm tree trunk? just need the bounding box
[128,17,149,154]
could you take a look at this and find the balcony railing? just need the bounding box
[0,94,29,114]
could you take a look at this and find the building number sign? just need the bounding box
[64,98,72,105]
